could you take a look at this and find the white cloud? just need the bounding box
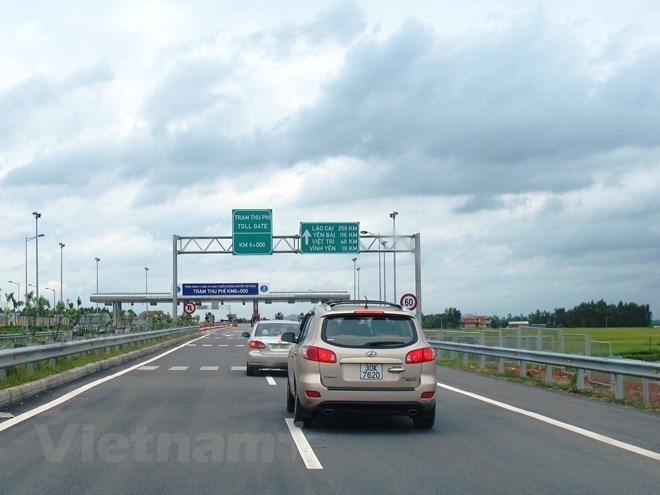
[1,1,659,321]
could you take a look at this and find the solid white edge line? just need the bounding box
[0,334,209,433]
[266,376,276,386]
[437,382,660,462]
[285,418,323,469]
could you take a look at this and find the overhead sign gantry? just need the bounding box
[172,210,422,321]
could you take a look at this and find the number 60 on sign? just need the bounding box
[400,293,418,310]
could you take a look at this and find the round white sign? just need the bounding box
[183,301,197,315]
[400,293,418,310]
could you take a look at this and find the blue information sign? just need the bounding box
[182,283,260,296]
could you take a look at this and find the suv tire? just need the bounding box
[293,394,313,428]
[412,405,435,429]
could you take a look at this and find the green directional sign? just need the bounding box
[233,209,273,255]
[300,222,360,254]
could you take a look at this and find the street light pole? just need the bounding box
[95,257,100,313]
[8,280,19,325]
[382,241,387,301]
[360,231,383,300]
[356,267,361,300]
[32,211,41,301]
[389,211,398,303]
[145,267,149,316]
[25,233,44,332]
[59,243,65,303]
[8,281,20,303]
[45,287,56,309]
[351,257,357,299]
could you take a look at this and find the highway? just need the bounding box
[0,327,658,495]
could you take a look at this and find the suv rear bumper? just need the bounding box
[296,379,436,414]
[313,400,433,417]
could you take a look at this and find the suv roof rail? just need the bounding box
[327,299,404,310]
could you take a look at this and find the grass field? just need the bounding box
[574,327,660,359]
[424,326,660,361]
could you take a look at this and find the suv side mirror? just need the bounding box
[281,331,297,343]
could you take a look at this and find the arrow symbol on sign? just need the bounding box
[302,229,312,245]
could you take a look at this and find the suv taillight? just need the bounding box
[249,341,266,349]
[405,347,435,364]
[302,346,337,363]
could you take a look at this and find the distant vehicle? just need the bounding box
[242,320,301,375]
[282,300,437,428]
[275,312,284,320]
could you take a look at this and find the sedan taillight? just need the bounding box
[405,347,436,364]
[301,346,337,363]
[249,340,266,349]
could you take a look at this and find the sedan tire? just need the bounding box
[286,381,295,413]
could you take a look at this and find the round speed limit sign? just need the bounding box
[183,301,197,315]
[400,293,418,310]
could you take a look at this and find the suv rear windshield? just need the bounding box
[321,315,418,348]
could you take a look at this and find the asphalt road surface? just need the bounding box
[1,327,658,495]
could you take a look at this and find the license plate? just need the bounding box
[360,363,383,380]
[270,344,288,349]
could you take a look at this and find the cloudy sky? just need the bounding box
[1,0,659,321]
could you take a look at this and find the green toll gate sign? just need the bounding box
[233,209,273,255]
[299,222,360,254]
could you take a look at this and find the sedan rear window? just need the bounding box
[255,323,299,337]
[321,315,417,348]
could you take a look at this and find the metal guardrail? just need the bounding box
[0,326,199,380]
[423,327,614,356]
[0,331,53,341]
[429,340,660,404]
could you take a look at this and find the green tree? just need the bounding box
[444,307,462,329]
[5,292,16,326]
[490,315,503,329]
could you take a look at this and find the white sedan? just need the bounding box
[242,320,301,375]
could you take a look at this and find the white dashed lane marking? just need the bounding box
[200,366,220,371]
[138,366,160,371]
[168,366,189,371]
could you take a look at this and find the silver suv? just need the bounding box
[281,300,437,428]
